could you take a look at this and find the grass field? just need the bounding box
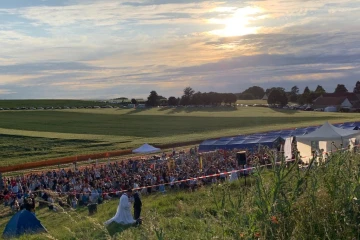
[0,100,116,109]
[0,151,359,239]
[236,99,268,105]
[0,106,359,166]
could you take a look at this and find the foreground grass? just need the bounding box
[1,151,360,239]
[0,107,359,166]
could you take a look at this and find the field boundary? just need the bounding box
[0,140,202,173]
[0,121,350,173]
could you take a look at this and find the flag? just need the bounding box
[167,159,172,170]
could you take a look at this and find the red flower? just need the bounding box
[271,216,279,224]
[254,232,261,237]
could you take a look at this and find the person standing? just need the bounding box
[133,191,142,222]
[104,189,136,226]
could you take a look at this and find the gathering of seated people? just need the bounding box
[0,147,276,212]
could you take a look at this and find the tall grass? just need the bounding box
[3,150,360,239]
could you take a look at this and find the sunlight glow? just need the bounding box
[208,6,264,37]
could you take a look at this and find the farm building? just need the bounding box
[313,97,352,110]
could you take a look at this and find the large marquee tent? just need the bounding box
[296,122,360,162]
[198,121,360,153]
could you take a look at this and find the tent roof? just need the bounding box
[3,210,47,238]
[296,122,360,141]
[132,144,160,154]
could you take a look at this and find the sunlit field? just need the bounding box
[236,99,268,105]
[0,107,358,166]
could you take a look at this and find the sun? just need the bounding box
[209,6,263,37]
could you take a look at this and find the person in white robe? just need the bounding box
[229,169,238,182]
[104,190,136,226]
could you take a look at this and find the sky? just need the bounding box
[0,0,359,99]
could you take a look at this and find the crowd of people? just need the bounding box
[0,146,277,214]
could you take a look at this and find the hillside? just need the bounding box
[1,107,359,167]
[1,151,359,239]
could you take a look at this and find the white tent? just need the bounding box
[296,122,359,141]
[132,144,161,154]
[284,137,294,160]
[296,122,360,163]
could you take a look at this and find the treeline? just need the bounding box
[236,81,360,106]
[145,87,237,107]
[115,81,360,107]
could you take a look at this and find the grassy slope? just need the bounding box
[0,107,359,166]
[1,152,360,239]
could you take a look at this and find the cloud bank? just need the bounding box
[0,0,359,98]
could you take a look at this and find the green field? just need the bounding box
[0,152,359,239]
[0,107,359,166]
[236,99,268,105]
[0,100,117,109]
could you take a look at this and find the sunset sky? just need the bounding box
[0,0,359,99]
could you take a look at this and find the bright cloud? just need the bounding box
[0,0,359,99]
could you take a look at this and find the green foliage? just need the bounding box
[238,92,254,100]
[241,86,265,99]
[335,84,348,93]
[147,91,159,107]
[354,81,360,93]
[167,96,178,106]
[267,88,288,106]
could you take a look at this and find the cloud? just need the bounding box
[0,0,359,98]
[0,89,15,95]
[0,61,104,75]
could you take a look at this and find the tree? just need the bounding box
[147,91,159,107]
[267,89,288,106]
[354,81,360,93]
[291,86,299,95]
[289,85,299,102]
[299,86,312,104]
[191,92,203,105]
[315,85,326,94]
[131,98,137,105]
[303,86,311,94]
[334,84,348,93]
[266,87,285,95]
[183,87,195,98]
[180,87,195,106]
[289,94,298,103]
[242,86,264,99]
[240,93,255,100]
[158,96,168,106]
[168,96,178,106]
[223,93,237,106]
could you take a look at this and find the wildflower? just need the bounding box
[239,233,244,238]
[271,216,279,224]
[254,232,260,238]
